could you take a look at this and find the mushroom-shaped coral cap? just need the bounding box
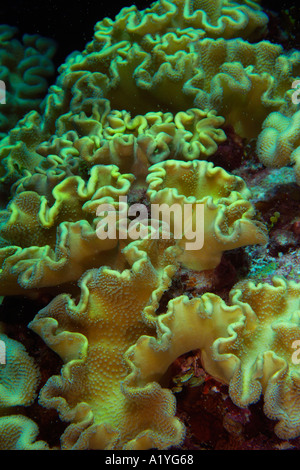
[257,110,300,185]
[0,415,48,450]
[0,333,47,449]
[146,159,268,270]
[0,333,40,407]
[29,235,184,449]
[126,276,300,441]
[0,164,134,294]
[221,277,300,439]
[0,25,56,137]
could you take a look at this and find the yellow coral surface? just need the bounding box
[29,236,184,449]
[126,277,300,440]
[257,110,300,185]
[0,25,56,138]
[0,0,299,451]
[146,159,268,270]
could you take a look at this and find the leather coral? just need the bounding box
[146,159,268,270]
[0,0,299,451]
[28,236,183,449]
[127,276,300,440]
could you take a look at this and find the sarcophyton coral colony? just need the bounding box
[0,0,299,450]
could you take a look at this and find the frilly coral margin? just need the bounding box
[126,277,300,440]
[146,159,268,270]
[0,0,299,450]
[28,236,185,449]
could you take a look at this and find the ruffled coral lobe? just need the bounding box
[0,0,299,451]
